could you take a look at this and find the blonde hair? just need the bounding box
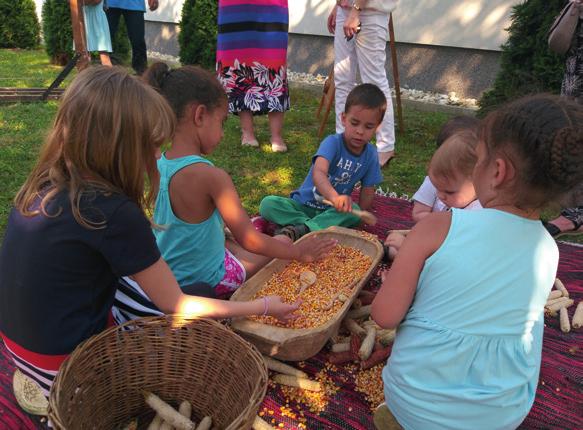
[428,130,478,181]
[14,66,175,228]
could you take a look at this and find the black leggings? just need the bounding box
[105,7,147,75]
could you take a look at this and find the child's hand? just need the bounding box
[265,296,301,321]
[331,195,353,213]
[148,0,159,11]
[294,237,337,263]
[384,232,406,249]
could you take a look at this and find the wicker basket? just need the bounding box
[230,226,383,361]
[48,316,267,429]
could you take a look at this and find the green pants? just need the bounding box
[259,196,361,231]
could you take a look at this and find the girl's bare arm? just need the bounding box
[133,258,299,320]
[371,212,451,328]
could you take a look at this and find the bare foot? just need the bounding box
[378,150,394,167]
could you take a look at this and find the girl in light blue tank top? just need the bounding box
[143,63,335,298]
[371,95,583,430]
[154,155,226,288]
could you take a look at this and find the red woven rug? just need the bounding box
[1,196,581,429]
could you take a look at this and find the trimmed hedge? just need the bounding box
[478,0,567,116]
[0,0,40,49]
[179,0,218,68]
[42,0,73,65]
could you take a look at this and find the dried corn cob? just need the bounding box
[361,345,391,370]
[331,343,350,353]
[344,318,367,338]
[546,297,574,313]
[253,416,277,430]
[378,329,396,346]
[195,416,212,430]
[560,307,571,333]
[554,278,569,297]
[548,290,563,300]
[347,305,372,320]
[272,374,322,392]
[572,302,583,329]
[358,326,376,361]
[263,356,308,378]
[143,392,195,430]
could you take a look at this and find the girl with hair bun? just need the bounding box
[112,63,335,315]
[371,94,583,430]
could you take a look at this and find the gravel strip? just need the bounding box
[146,52,478,110]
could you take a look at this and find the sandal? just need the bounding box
[543,216,583,238]
[271,141,288,153]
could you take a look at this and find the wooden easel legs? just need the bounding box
[317,68,336,139]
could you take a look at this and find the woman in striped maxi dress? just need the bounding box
[217,0,290,152]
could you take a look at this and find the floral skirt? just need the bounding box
[561,19,583,100]
[216,0,290,115]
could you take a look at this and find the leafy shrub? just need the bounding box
[478,0,567,116]
[42,0,73,65]
[179,0,218,68]
[0,0,40,49]
[42,1,130,66]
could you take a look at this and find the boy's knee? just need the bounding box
[259,195,282,215]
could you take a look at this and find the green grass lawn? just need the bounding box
[1,49,580,243]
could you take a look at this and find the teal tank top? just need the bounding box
[153,154,225,288]
[383,208,559,430]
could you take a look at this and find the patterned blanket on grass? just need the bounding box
[1,196,582,429]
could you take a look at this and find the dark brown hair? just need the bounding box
[436,115,480,147]
[143,62,227,120]
[480,94,583,207]
[345,83,387,124]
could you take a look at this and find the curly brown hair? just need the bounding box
[480,94,583,208]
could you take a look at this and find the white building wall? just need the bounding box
[32,0,519,51]
[145,0,520,51]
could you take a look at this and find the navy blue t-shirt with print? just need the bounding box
[0,190,160,355]
[290,133,383,209]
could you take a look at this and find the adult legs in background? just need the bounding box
[239,111,258,147]
[269,111,287,152]
[99,52,112,66]
[548,22,583,237]
[334,8,395,166]
[121,9,147,75]
[105,7,122,48]
[107,7,147,75]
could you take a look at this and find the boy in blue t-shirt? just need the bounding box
[260,83,385,240]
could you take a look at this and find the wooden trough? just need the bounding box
[230,226,383,361]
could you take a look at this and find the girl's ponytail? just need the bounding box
[143,62,172,92]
